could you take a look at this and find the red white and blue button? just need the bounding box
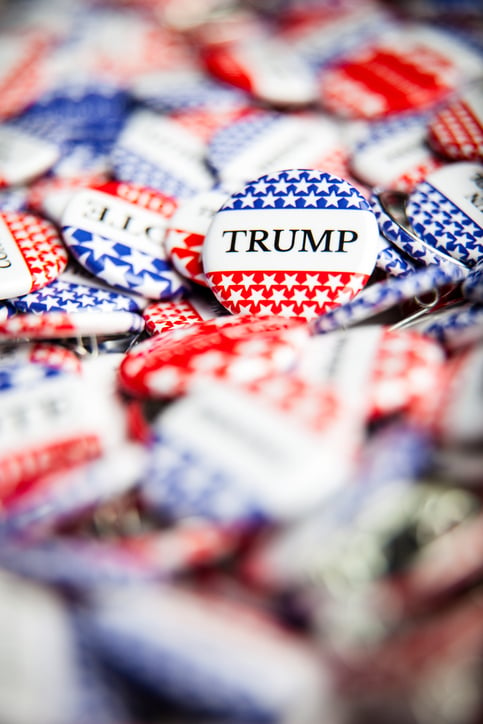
[202,169,379,319]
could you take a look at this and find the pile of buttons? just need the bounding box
[0,0,482,721]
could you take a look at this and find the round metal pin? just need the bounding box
[406,162,483,267]
[0,211,68,301]
[119,314,310,399]
[428,80,483,162]
[202,169,380,320]
[207,111,352,188]
[110,109,215,200]
[61,181,185,300]
[371,189,470,272]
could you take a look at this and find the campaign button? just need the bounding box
[0,310,144,340]
[202,169,379,320]
[10,277,143,315]
[320,26,481,119]
[119,314,310,399]
[371,189,468,271]
[0,124,59,188]
[61,181,186,300]
[164,189,229,286]
[201,34,317,107]
[350,112,443,192]
[0,211,68,300]
[428,81,483,161]
[406,162,483,267]
[207,111,352,188]
[110,109,215,200]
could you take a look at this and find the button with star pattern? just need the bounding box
[0,211,68,301]
[118,314,310,399]
[110,109,215,200]
[202,169,380,320]
[207,111,353,189]
[370,189,469,272]
[428,81,483,162]
[61,181,186,300]
[406,162,483,267]
[9,276,144,315]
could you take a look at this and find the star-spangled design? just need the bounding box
[207,111,282,176]
[406,181,483,267]
[220,169,371,211]
[111,142,214,202]
[370,193,469,272]
[29,343,82,374]
[143,299,205,336]
[1,212,68,295]
[142,432,266,524]
[119,315,307,399]
[62,225,186,300]
[313,263,467,334]
[10,279,142,315]
[354,110,434,154]
[206,270,369,319]
[428,91,483,161]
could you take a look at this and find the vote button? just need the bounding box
[61,181,186,300]
[202,169,379,320]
